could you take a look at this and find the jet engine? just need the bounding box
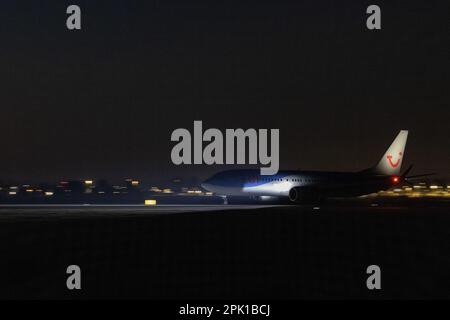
[288,187,320,203]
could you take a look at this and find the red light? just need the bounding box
[392,176,399,183]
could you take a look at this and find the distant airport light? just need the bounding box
[429,185,438,189]
[391,176,400,183]
[131,180,139,186]
[45,191,54,196]
[26,189,34,193]
[8,191,17,195]
[84,180,93,185]
[144,199,157,206]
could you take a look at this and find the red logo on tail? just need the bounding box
[387,152,402,168]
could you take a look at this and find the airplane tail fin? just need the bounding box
[372,130,408,176]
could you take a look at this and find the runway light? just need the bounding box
[430,185,438,189]
[45,191,54,196]
[84,180,93,185]
[409,192,422,197]
[8,191,17,195]
[131,180,139,186]
[145,199,157,206]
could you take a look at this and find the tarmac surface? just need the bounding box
[0,198,449,299]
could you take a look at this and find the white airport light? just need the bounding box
[144,199,157,206]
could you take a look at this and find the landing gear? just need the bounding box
[220,196,228,205]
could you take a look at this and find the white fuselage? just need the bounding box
[201,169,398,200]
[202,174,310,197]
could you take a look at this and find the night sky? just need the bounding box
[0,0,448,184]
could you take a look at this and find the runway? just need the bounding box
[0,204,287,219]
[0,198,448,219]
[1,199,449,299]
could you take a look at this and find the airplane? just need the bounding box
[201,130,431,203]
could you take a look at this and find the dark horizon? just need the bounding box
[0,0,448,183]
